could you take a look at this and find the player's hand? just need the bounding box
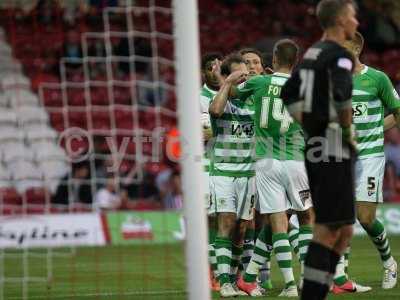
[202,127,213,141]
[342,124,358,152]
[211,59,224,85]
[265,67,274,74]
[225,70,248,85]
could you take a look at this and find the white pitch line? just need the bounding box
[6,290,186,300]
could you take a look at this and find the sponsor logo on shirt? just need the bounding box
[231,121,254,137]
[352,102,368,117]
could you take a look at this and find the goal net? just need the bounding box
[0,1,208,299]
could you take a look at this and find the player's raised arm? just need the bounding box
[384,111,400,131]
[209,54,248,117]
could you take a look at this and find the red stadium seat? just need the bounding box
[0,188,21,205]
[24,187,49,204]
[91,110,111,130]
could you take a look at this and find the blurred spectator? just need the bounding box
[89,0,118,11]
[0,0,38,12]
[384,128,400,202]
[58,0,88,25]
[122,170,159,201]
[161,170,182,210]
[384,162,400,203]
[95,156,115,187]
[36,0,61,25]
[52,161,92,205]
[361,0,400,51]
[115,37,151,75]
[94,176,126,210]
[62,29,83,70]
[385,128,400,176]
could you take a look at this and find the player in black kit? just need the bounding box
[281,0,359,299]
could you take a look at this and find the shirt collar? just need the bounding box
[360,65,368,75]
[203,84,218,94]
[273,72,290,78]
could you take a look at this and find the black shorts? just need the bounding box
[305,156,356,226]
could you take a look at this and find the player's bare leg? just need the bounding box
[358,202,397,289]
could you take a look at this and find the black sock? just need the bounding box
[301,242,340,300]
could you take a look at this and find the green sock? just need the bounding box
[273,232,295,288]
[288,227,299,259]
[208,244,218,277]
[344,246,350,275]
[259,225,273,282]
[215,236,232,285]
[230,244,243,282]
[299,225,313,277]
[208,227,218,277]
[243,226,272,283]
[334,255,347,285]
[362,219,393,264]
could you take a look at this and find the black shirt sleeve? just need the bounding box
[281,70,302,113]
[329,53,354,110]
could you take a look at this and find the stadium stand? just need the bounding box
[0,0,399,215]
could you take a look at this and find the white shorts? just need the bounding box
[209,176,255,220]
[204,171,216,215]
[256,159,312,214]
[355,156,385,203]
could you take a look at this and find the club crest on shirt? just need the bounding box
[217,198,226,208]
[361,80,370,87]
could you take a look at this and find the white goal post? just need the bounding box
[173,1,211,300]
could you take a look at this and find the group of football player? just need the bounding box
[199,0,399,298]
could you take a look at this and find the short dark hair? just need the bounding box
[316,0,357,30]
[201,52,223,71]
[273,39,299,68]
[239,48,265,67]
[220,53,245,77]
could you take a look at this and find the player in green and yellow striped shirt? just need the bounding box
[208,54,256,297]
[200,53,223,292]
[333,32,400,293]
[232,39,313,297]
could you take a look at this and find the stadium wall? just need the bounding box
[1,205,399,249]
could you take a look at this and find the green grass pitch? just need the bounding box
[4,236,400,299]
